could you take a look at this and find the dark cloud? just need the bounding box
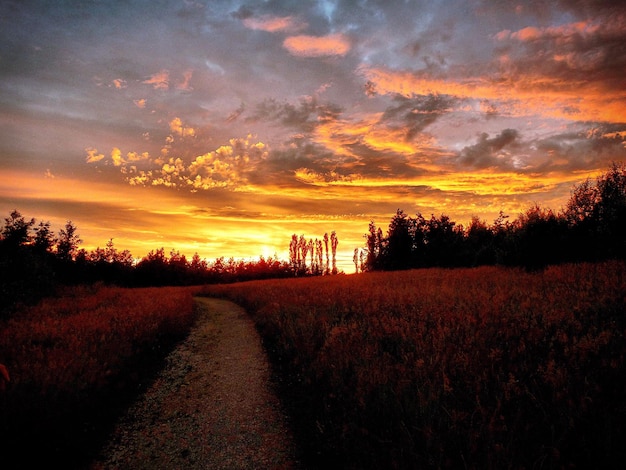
[495,12,626,93]
[231,5,254,20]
[557,0,626,17]
[250,97,343,132]
[226,103,246,123]
[459,129,521,169]
[458,123,626,174]
[534,124,626,170]
[380,93,457,141]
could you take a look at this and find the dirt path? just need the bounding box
[91,297,302,469]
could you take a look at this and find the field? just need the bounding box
[1,262,624,469]
[0,284,199,468]
[202,261,626,469]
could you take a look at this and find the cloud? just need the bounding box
[169,117,196,137]
[380,93,457,141]
[455,122,626,174]
[112,78,127,89]
[126,151,151,162]
[458,129,522,169]
[242,15,305,33]
[283,33,350,57]
[294,167,357,185]
[493,17,626,93]
[111,147,124,166]
[143,69,170,90]
[177,69,193,91]
[85,147,105,163]
[501,21,601,43]
[251,97,342,132]
[226,103,245,123]
[108,132,270,191]
[531,124,626,171]
[204,59,225,75]
[360,65,625,123]
[134,99,147,108]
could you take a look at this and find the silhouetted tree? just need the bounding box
[595,162,626,258]
[465,216,495,265]
[1,210,34,248]
[365,220,384,271]
[0,211,55,313]
[323,232,330,274]
[289,234,299,271]
[509,205,567,270]
[308,238,314,271]
[33,221,55,254]
[386,209,412,270]
[330,231,338,274]
[315,239,324,274]
[56,221,81,262]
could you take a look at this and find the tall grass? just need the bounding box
[0,284,198,468]
[203,261,626,469]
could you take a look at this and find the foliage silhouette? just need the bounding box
[365,162,626,272]
[0,213,326,314]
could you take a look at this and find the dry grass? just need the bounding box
[202,261,626,469]
[0,284,199,468]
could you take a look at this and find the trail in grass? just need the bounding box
[91,297,302,470]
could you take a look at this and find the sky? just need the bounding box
[1,0,625,272]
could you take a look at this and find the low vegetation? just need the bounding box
[0,284,198,468]
[203,261,626,469]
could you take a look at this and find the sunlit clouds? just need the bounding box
[283,33,351,57]
[142,70,170,90]
[88,130,268,192]
[2,1,626,272]
[169,117,195,138]
[242,14,305,33]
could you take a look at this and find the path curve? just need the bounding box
[91,297,302,469]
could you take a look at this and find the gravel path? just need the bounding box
[90,297,302,469]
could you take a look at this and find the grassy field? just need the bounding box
[1,262,624,469]
[0,284,199,468]
[202,261,626,469]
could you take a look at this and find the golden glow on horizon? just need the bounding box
[2,163,607,274]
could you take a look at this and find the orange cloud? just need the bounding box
[177,69,193,91]
[143,69,169,90]
[283,33,350,57]
[169,117,196,137]
[123,135,268,191]
[503,21,602,42]
[360,66,626,123]
[111,147,124,166]
[243,15,304,32]
[85,147,105,163]
[134,99,147,108]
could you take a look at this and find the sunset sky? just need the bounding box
[1,0,625,272]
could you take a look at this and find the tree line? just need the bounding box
[359,162,626,272]
[0,213,341,314]
[288,231,339,275]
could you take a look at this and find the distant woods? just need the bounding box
[361,162,626,272]
[3,162,624,312]
[0,210,341,314]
